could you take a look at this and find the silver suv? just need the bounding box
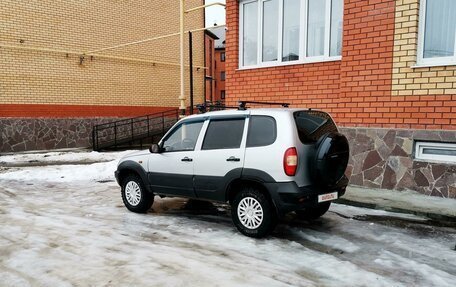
[115,107,349,237]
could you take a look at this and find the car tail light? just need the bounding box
[284,147,298,176]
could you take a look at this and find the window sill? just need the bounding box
[411,61,456,69]
[237,56,342,71]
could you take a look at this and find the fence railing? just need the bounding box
[92,109,179,151]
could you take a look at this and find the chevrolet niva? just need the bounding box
[115,107,349,238]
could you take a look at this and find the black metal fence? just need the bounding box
[92,109,179,151]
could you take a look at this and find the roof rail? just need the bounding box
[238,101,290,110]
[195,102,238,113]
[195,100,291,113]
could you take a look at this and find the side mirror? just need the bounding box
[149,143,162,154]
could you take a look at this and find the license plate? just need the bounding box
[318,192,338,203]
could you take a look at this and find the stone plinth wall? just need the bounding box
[0,118,120,153]
[342,127,456,198]
[2,120,455,198]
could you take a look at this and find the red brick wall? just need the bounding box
[225,0,456,130]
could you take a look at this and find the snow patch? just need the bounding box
[0,150,135,165]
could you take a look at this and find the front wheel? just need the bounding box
[231,187,277,238]
[296,202,331,220]
[121,174,154,213]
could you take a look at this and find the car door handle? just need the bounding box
[181,157,193,162]
[226,156,240,162]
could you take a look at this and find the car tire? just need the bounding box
[231,187,277,238]
[296,202,331,220]
[121,174,154,213]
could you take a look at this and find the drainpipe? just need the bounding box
[179,0,186,117]
[189,31,194,115]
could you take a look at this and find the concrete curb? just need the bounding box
[335,198,456,223]
[336,186,456,223]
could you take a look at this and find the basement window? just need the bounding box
[415,141,456,163]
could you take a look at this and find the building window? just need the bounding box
[330,0,343,57]
[221,71,226,81]
[417,0,456,66]
[307,0,326,57]
[242,1,259,66]
[239,0,343,68]
[221,90,226,99]
[221,52,226,62]
[415,141,456,163]
[262,0,279,62]
[283,0,301,61]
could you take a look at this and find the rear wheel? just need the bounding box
[296,202,331,220]
[231,187,277,238]
[121,174,154,213]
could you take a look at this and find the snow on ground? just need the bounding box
[0,150,135,166]
[0,151,455,287]
[0,150,135,183]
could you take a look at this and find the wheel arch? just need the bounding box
[117,161,152,193]
[225,176,279,215]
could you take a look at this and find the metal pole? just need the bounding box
[147,115,150,136]
[185,2,226,13]
[81,24,226,55]
[0,43,207,69]
[162,112,165,135]
[114,122,117,149]
[96,128,99,150]
[179,0,186,117]
[131,119,134,142]
[92,126,96,150]
[189,31,194,115]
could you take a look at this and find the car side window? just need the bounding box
[246,116,277,147]
[202,118,245,150]
[162,121,204,152]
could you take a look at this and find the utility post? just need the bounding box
[180,1,226,117]
[189,31,194,115]
[179,0,186,117]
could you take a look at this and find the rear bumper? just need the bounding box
[264,175,349,216]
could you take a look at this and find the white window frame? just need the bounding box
[416,0,456,67]
[239,0,342,69]
[239,0,260,67]
[415,141,456,163]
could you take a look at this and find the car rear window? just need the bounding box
[247,116,277,147]
[202,118,245,150]
[294,110,338,144]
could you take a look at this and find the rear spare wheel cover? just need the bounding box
[310,132,349,186]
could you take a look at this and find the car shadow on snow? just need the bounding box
[147,198,454,241]
[148,197,339,237]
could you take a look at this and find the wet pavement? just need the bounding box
[1,179,455,287]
